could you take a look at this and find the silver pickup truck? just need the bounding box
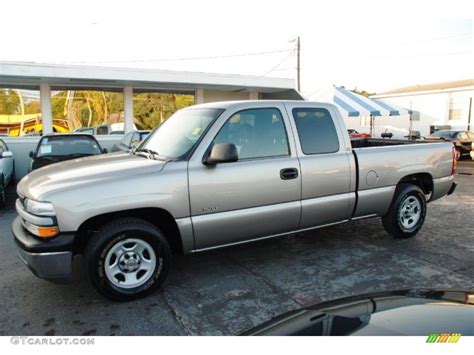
[13,101,457,301]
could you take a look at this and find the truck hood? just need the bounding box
[18,152,167,200]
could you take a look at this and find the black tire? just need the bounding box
[10,163,16,184]
[84,218,171,301]
[0,175,5,209]
[382,184,427,239]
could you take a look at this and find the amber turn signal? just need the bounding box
[24,220,59,238]
[37,226,59,238]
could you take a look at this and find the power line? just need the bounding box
[62,49,294,64]
[370,50,472,59]
[263,49,296,76]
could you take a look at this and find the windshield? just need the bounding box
[431,130,457,139]
[36,135,102,157]
[140,108,224,159]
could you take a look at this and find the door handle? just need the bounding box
[280,168,299,180]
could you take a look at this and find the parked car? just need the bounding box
[74,127,95,135]
[0,138,14,208]
[13,101,457,301]
[347,129,371,138]
[425,130,474,159]
[29,134,106,171]
[112,130,151,152]
[403,130,421,140]
[74,123,136,135]
[242,289,473,335]
[471,142,474,160]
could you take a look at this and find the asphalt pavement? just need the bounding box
[0,161,473,335]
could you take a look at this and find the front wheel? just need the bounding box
[382,184,427,239]
[10,162,16,184]
[84,218,171,301]
[0,175,5,209]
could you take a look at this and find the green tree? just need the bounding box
[2,89,194,130]
[133,93,194,129]
[0,89,21,114]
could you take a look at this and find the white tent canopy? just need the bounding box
[310,86,413,118]
[310,87,414,136]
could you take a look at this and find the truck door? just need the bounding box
[284,103,356,229]
[188,104,302,250]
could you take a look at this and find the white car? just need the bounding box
[471,142,474,160]
[0,139,14,208]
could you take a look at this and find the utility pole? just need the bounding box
[467,97,472,131]
[296,36,301,92]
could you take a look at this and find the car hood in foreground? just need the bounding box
[242,289,473,336]
[18,152,167,200]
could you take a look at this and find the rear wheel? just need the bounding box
[84,218,171,301]
[382,184,426,239]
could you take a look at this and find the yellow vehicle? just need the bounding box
[0,114,70,136]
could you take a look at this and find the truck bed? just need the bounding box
[350,139,454,219]
[350,138,432,149]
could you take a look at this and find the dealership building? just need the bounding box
[371,79,474,134]
[0,61,302,179]
[0,61,302,134]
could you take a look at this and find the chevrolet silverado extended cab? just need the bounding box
[13,101,457,301]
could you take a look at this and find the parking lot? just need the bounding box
[0,161,473,336]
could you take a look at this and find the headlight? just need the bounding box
[25,199,56,216]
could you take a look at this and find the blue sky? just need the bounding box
[1,0,472,95]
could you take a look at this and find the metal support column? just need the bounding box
[40,83,53,134]
[123,86,134,133]
[195,88,204,104]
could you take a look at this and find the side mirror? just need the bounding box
[204,143,238,165]
[1,151,13,158]
[29,151,34,158]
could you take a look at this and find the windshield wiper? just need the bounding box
[135,148,160,155]
[133,147,164,160]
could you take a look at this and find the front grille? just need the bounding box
[19,196,26,210]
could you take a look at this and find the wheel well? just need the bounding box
[398,173,433,195]
[74,208,184,255]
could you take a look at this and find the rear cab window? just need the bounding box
[292,108,339,154]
